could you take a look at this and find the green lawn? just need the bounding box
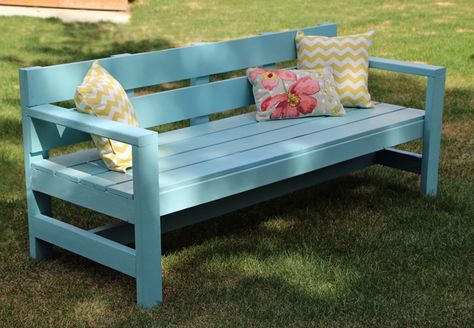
[1,0,473,326]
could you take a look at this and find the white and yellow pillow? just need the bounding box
[296,30,374,108]
[75,61,139,172]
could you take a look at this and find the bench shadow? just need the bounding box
[160,171,418,255]
[153,167,464,321]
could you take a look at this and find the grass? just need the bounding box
[0,0,473,326]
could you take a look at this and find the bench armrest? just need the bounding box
[25,104,157,147]
[369,57,446,196]
[369,57,446,77]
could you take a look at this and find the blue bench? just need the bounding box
[20,23,446,308]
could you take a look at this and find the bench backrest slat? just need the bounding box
[20,23,336,108]
[20,23,337,151]
[133,76,253,127]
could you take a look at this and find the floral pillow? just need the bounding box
[247,67,345,121]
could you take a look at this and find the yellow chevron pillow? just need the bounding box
[75,61,139,172]
[296,30,374,108]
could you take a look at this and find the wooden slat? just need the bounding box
[369,57,446,77]
[31,104,411,194]
[107,109,425,200]
[157,109,424,189]
[81,169,133,191]
[33,214,136,277]
[160,153,377,233]
[158,104,403,165]
[89,222,134,245]
[0,0,128,11]
[133,75,254,127]
[157,120,424,215]
[189,74,210,126]
[19,24,337,107]
[45,104,391,190]
[32,149,98,173]
[31,168,135,221]
[55,161,108,183]
[158,112,255,144]
[375,148,422,173]
[26,104,157,147]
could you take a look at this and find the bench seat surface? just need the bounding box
[31,103,424,216]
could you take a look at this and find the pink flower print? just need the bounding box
[249,68,297,91]
[261,77,320,119]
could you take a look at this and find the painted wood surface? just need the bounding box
[31,168,135,221]
[31,104,425,216]
[132,138,163,307]
[19,23,337,107]
[421,70,446,196]
[369,57,445,77]
[375,148,422,173]
[34,213,136,277]
[26,104,157,147]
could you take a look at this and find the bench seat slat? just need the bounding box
[31,169,135,220]
[157,108,425,189]
[31,104,421,199]
[105,108,424,199]
[55,161,109,183]
[31,149,100,175]
[158,120,424,215]
[158,103,400,161]
[30,102,391,188]
[158,109,402,172]
[157,112,256,144]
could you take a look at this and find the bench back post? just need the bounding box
[189,75,210,125]
[421,69,446,196]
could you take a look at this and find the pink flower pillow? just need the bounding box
[247,67,345,121]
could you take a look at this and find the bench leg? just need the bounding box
[22,110,54,260]
[134,214,163,308]
[27,190,53,260]
[132,142,163,308]
[421,72,446,196]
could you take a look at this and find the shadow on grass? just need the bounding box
[150,168,468,325]
[0,116,23,146]
[28,23,175,66]
[3,163,470,325]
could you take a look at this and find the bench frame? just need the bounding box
[20,23,445,308]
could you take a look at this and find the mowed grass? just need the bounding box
[0,0,473,326]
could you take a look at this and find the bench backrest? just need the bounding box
[20,23,337,150]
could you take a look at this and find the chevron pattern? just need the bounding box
[296,31,374,108]
[75,61,139,172]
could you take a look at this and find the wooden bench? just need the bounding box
[20,23,446,308]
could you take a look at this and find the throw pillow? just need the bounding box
[75,60,139,172]
[295,30,374,108]
[247,67,345,121]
